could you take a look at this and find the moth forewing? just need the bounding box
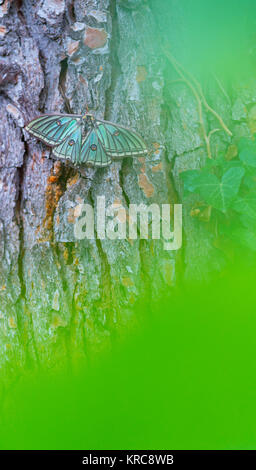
[25,113,83,147]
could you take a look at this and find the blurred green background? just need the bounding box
[1,267,256,450]
[154,0,256,78]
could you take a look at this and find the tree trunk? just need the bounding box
[0,0,253,381]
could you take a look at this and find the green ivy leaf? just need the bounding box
[180,169,201,196]
[239,213,256,231]
[232,195,256,221]
[221,161,244,172]
[229,227,256,252]
[238,138,256,167]
[205,155,225,169]
[243,167,256,189]
[239,148,256,167]
[238,137,256,152]
[194,167,245,212]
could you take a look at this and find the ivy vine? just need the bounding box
[163,48,256,256]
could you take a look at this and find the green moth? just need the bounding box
[25,112,148,167]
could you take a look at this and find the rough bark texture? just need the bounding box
[0,0,254,381]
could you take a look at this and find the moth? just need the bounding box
[25,112,148,167]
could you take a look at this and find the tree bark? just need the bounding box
[0,0,253,381]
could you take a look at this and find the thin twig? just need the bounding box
[163,47,233,159]
[164,49,212,158]
[212,72,231,104]
[196,81,232,136]
[167,50,233,137]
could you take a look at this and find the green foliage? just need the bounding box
[180,137,256,254]
[181,167,244,212]
[238,138,256,167]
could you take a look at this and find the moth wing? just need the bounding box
[95,120,148,157]
[25,114,81,147]
[80,129,112,167]
[52,126,82,165]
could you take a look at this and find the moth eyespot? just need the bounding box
[56,120,61,126]
[90,144,97,151]
[113,130,119,136]
[68,139,75,146]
